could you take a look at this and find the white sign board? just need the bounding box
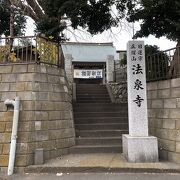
[127,41,148,136]
[74,69,103,79]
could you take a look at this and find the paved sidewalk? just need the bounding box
[25,153,180,173]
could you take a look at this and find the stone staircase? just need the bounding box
[70,84,128,153]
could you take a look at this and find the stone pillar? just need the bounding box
[64,54,73,85]
[106,55,114,83]
[122,41,158,162]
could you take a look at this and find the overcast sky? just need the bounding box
[26,18,177,51]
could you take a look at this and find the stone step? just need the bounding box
[69,145,122,154]
[76,95,110,99]
[77,97,110,101]
[75,123,128,130]
[74,117,128,124]
[74,112,128,118]
[76,100,111,103]
[74,106,128,112]
[76,130,128,137]
[75,137,122,145]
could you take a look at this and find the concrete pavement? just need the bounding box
[1,173,180,180]
[25,153,180,173]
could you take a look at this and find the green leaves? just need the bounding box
[127,0,180,41]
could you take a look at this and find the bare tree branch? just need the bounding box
[10,0,40,22]
[26,0,44,19]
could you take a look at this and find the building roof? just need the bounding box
[61,42,118,62]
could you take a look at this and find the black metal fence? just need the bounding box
[114,46,180,82]
[146,46,180,82]
[0,36,64,67]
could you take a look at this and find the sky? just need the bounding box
[26,18,177,51]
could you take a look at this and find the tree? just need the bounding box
[0,0,26,37]
[9,0,133,40]
[127,0,180,42]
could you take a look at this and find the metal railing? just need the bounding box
[0,36,63,67]
[146,46,180,82]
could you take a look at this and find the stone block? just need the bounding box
[0,66,12,73]
[12,65,27,73]
[147,100,152,108]
[28,64,37,72]
[151,99,163,108]
[26,154,34,166]
[41,102,54,111]
[15,155,28,166]
[0,155,9,166]
[0,133,11,143]
[154,119,163,128]
[169,109,180,118]
[17,92,33,101]
[177,98,180,108]
[176,120,180,129]
[18,132,32,142]
[60,77,65,84]
[158,139,175,151]
[122,135,159,162]
[18,122,34,132]
[0,144,3,154]
[168,152,180,163]
[48,75,60,84]
[158,89,170,98]
[156,129,179,141]
[47,67,60,75]
[20,111,35,121]
[17,73,35,82]
[35,148,44,165]
[2,74,17,82]
[21,101,35,111]
[0,122,6,132]
[171,78,180,88]
[35,131,49,141]
[16,143,28,154]
[176,142,180,153]
[5,122,12,132]
[10,82,26,91]
[42,141,56,150]
[148,109,156,118]
[34,73,48,82]
[155,109,169,118]
[39,83,53,92]
[34,102,42,110]
[34,92,49,100]
[171,88,180,98]
[2,144,10,155]
[34,111,48,121]
[147,90,157,99]
[48,121,56,130]
[157,80,170,89]
[0,83,9,91]
[1,111,13,122]
[164,99,176,109]
[53,84,64,92]
[163,119,176,129]
[53,102,65,111]
[35,121,42,130]
[48,111,60,120]
[147,82,158,91]
[1,92,16,101]
[159,149,168,160]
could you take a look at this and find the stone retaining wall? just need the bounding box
[147,78,180,163]
[0,64,75,170]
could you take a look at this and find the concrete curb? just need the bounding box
[25,166,180,174]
